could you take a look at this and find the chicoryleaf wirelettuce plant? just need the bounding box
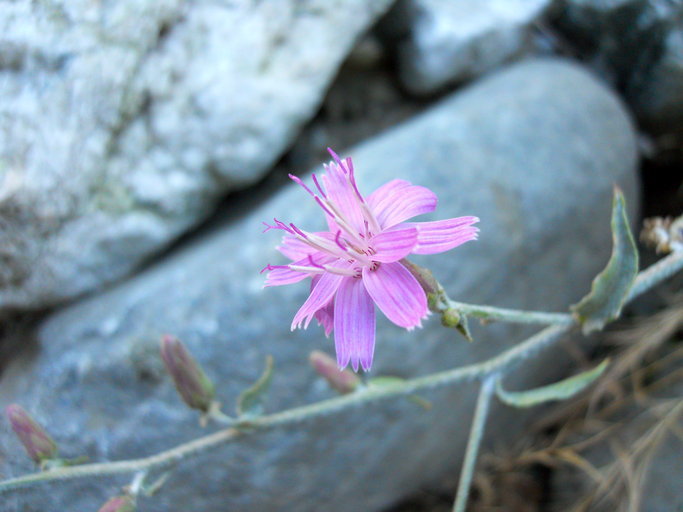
[2,151,682,512]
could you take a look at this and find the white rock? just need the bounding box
[385,0,551,95]
[0,0,394,311]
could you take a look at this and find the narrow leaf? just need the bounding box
[367,377,432,410]
[455,314,474,342]
[236,355,274,417]
[571,189,638,334]
[496,359,609,408]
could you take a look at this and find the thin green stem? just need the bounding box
[452,376,496,512]
[444,300,573,326]
[1,251,681,495]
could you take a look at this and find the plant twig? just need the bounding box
[444,301,573,326]
[1,251,682,495]
[452,375,496,512]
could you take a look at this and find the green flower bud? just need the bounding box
[441,308,461,328]
[5,404,58,465]
[97,495,136,512]
[160,335,215,413]
[309,351,361,394]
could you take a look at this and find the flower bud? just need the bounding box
[401,259,440,295]
[160,335,215,412]
[98,495,136,512]
[5,404,58,464]
[309,350,361,394]
[441,308,461,328]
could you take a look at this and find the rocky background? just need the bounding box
[0,0,681,511]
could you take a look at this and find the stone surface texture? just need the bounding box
[0,59,639,511]
[630,11,683,135]
[0,0,394,311]
[381,0,551,95]
[553,0,683,135]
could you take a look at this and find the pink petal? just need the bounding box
[367,179,437,229]
[311,276,334,336]
[291,270,345,330]
[322,163,365,233]
[264,267,310,287]
[277,235,316,260]
[370,226,419,263]
[409,216,480,255]
[362,262,427,329]
[334,277,376,372]
[277,232,336,260]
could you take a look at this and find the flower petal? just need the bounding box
[409,217,480,255]
[322,162,365,233]
[367,179,437,229]
[277,235,316,260]
[370,226,419,263]
[264,267,310,287]
[311,276,334,336]
[334,277,376,371]
[291,270,346,330]
[362,262,427,329]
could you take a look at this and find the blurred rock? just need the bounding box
[379,0,551,95]
[0,59,639,511]
[551,0,658,85]
[0,0,393,311]
[552,0,683,137]
[630,13,683,136]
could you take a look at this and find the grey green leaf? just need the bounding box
[236,355,274,418]
[496,359,609,408]
[571,189,638,334]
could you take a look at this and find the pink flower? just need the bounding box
[262,149,479,371]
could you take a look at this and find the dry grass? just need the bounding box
[468,296,683,512]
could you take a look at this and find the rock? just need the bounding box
[630,14,683,136]
[551,0,683,138]
[551,0,656,85]
[0,59,639,511]
[379,0,552,95]
[0,0,394,312]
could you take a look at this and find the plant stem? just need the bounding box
[1,251,681,495]
[445,300,573,325]
[452,376,495,512]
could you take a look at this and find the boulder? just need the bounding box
[0,59,639,511]
[379,0,551,95]
[630,14,683,136]
[0,0,394,311]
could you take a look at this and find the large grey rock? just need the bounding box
[0,0,394,312]
[0,59,639,511]
[380,0,551,95]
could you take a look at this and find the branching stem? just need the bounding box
[452,376,496,512]
[1,251,681,496]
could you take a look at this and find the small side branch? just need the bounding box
[452,376,496,512]
[445,300,573,326]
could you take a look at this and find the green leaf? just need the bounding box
[571,189,639,334]
[455,314,474,342]
[496,359,609,408]
[367,377,432,410]
[236,355,274,418]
